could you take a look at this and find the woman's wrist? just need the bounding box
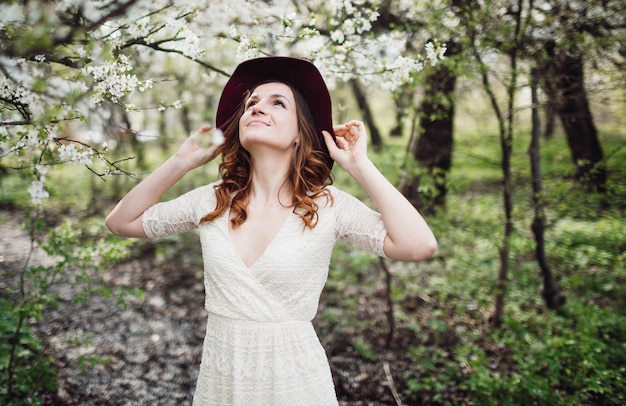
[346,157,377,183]
[166,154,193,177]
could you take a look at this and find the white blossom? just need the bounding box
[35,164,48,176]
[58,143,94,165]
[331,30,345,44]
[425,41,447,66]
[28,180,49,205]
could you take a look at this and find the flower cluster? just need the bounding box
[28,165,50,205]
[425,41,448,66]
[83,55,151,104]
[58,143,94,166]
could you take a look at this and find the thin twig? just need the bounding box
[384,362,404,406]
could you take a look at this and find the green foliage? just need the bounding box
[351,337,377,362]
[0,212,136,403]
[405,345,464,405]
[453,301,626,405]
[549,216,626,302]
[0,299,57,406]
[0,170,33,208]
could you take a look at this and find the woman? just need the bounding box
[105,56,437,405]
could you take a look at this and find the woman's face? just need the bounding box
[238,82,300,154]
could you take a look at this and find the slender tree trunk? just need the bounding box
[543,96,556,139]
[180,104,192,135]
[530,69,566,310]
[454,0,512,327]
[390,85,412,137]
[400,41,459,214]
[121,111,146,171]
[492,94,513,328]
[483,0,524,327]
[541,44,606,191]
[538,72,556,139]
[349,78,383,149]
[158,111,168,153]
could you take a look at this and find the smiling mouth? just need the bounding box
[247,120,270,126]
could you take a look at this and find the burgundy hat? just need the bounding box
[215,56,335,169]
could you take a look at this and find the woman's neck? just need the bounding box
[248,155,293,207]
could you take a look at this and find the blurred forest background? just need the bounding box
[1,0,625,405]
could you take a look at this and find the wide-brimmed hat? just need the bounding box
[215,56,335,169]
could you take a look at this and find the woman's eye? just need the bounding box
[245,99,285,109]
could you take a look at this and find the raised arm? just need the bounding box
[105,125,221,238]
[323,120,437,262]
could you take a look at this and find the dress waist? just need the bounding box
[206,312,312,333]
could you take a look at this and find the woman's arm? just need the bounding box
[323,120,437,262]
[105,125,220,238]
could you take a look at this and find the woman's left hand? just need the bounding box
[322,120,368,171]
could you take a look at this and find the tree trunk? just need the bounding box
[349,78,383,149]
[390,85,412,137]
[541,44,606,191]
[487,0,524,327]
[529,69,566,310]
[158,111,169,153]
[543,96,556,139]
[400,42,459,214]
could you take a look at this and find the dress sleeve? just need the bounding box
[142,183,218,239]
[331,187,388,258]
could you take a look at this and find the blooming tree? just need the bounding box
[0,0,445,205]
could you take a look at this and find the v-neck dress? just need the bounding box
[142,182,388,405]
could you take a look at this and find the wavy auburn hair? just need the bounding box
[200,82,334,229]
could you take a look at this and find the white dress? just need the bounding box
[142,183,388,405]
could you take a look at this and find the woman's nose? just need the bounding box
[251,102,266,115]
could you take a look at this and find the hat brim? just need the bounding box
[216,56,335,169]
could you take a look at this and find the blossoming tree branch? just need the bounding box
[0,0,446,205]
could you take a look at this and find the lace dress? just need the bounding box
[142,183,388,405]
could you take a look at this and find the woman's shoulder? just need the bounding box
[324,184,342,196]
[178,180,221,206]
[320,185,356,207]
[187,180,221,194]
[326,185,358,199]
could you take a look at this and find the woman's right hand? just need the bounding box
[175,125,223,171]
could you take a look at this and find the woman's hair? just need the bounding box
[200,82,334,229]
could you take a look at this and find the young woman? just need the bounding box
[105,56,437,405]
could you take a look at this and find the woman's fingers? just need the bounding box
[188,125,214,145]
[322,130,340,153]
[334,121,363,139]
[176,125,224,169]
